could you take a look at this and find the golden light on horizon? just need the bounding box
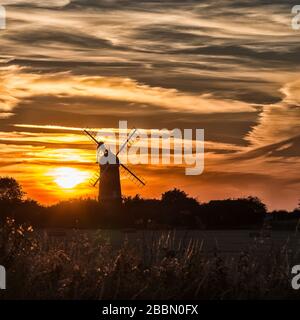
[49,167,90,189]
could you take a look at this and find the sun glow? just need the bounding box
[50,167,90,189]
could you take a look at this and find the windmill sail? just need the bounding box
[117,127,144,156]
[89,171,100,187]
[83,126,146,208]
[120,163,146,187]
[84,128,100,145]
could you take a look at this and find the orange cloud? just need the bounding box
[0,66,256,116]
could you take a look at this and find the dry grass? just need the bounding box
[0,220,299,300]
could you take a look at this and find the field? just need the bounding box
[87,229,300,256]
[1,224,300,300]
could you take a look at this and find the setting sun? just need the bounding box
[50,167,90,189]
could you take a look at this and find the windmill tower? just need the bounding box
[84,128,146,209]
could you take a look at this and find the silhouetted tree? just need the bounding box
[161,189,200,227]
[162,189,188,203]
[0,177,26,223]
[47,198,101,228]
[0,177,24,202]
[162,189,199,206]
[123,195,161,228]
[13,199,45,226]
[199,197,266,228]
[0,177,272,229]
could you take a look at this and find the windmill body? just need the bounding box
[98,151,122,207]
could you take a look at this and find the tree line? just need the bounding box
[0,177,299,229]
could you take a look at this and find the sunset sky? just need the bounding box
[0,0,299,210]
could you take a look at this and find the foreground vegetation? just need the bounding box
[0,177,299,299]
[0,218,299,300]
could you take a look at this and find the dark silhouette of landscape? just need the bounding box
[1,176,300,300]
[0,177,299,230]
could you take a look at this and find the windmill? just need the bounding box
[84,128,146,209]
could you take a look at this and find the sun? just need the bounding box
[50,167,89,189]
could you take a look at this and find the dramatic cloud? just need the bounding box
[0,66,256,117]
[0,0,299,209]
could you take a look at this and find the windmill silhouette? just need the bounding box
[84,128,146,209]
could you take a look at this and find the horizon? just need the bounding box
[15,183,299,213]
[0,1,299,210]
